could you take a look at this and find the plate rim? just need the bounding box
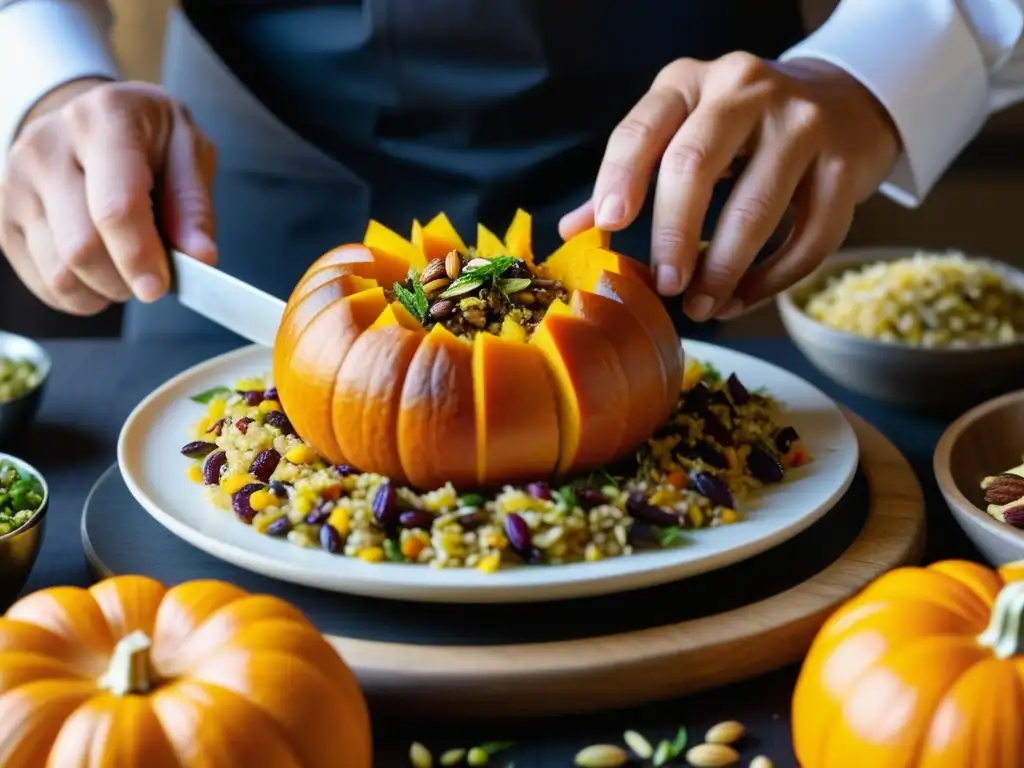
[117,340,860,603]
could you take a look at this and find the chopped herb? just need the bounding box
[383,539,405,563]
[189,385,231,404]
[441,256,515,299]
[393,268,430,323]
[553,484,577,510]
[459,493,486,507]
[702,361,722,383]
[652,740,673,767]
[754,386,769,395]
[657,527,689,548]
[670,726,688,755]
[478,741,514,755]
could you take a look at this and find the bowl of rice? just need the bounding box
[776,247,1024,409]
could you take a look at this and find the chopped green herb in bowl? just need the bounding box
[0,452,49,609]
[0,357,44,404]
[0,459,45,535]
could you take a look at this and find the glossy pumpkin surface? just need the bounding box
[0,575,371,768]
[275,210,683,490]
[792,559,1024,768]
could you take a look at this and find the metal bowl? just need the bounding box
[0,331,50,448]
[776,247,1024,411]
[0,452,48,609]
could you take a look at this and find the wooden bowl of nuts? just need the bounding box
[934,389,1024,565]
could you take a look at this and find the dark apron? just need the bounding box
[124,0,805,341]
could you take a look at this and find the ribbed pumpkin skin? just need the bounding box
[0,575,372,768]
[792,559,1024,768]
[274,211,683,489]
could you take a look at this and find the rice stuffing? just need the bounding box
[178,359,811,571]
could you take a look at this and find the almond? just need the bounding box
[445,249,462,280]
[420,258,448,285]
[984,473,1024,505]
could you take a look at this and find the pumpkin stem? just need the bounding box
[98,630,154,695]
[978,580,1024,659]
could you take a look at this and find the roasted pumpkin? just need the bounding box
[792,559,1024,767]
[275,210,683,490]
[0,575,372,767]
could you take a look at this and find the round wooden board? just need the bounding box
[83,409,924,720]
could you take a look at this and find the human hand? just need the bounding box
[0,80,217,316]
[560,53,900,321]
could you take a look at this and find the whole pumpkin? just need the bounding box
[792,559,1024,767]
[0,575,371,767]
[274,209,683,490]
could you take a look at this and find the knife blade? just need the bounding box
[168,249,286,347]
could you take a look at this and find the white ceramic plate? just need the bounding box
[118,341,859,603]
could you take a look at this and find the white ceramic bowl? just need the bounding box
[776,247,1024,410]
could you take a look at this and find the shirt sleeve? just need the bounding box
[780,0,1024,208]
[0,0,120,173]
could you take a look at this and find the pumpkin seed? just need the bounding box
[652,739,673,766]
[467,746,489,766]
[749,757,773,768]
[409,742,433,768]
[685,742,739,767]
[705,720,745,745]
[465,258,492,269]
[440,278,484,299]
[574,744,629,767]
[623,730,653,760]
[497,278,532,294]
[440,749,466,766]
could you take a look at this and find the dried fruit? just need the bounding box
[445,250,462,280]
[504,512,532,553]
[180,441,217,459]
[202,450,228,485]
[409,742,433,768]
[262,409,293,435]
[265,516,292,536]
[249,448,281,483]
[747,444,784,484]
[626,492,679,526]
[234,416,254,434]
[575,486,608,510]
[574,744,629,767]
[984,472,1024,505]
[702,411,734,447]
[399,510,435,531]
[726,373,750,405]
[320,522,343,553]
[526,481,552,500]
[773,426,799,453]
[231,483,264,523]
[705,720,745,745]
[694,441,727,469]
[685,743,739,767]
[623,730,653,759]
[305,505,332,525]
[372,481,399,529]
[690,471,736,509]
[240,389,264,407]
[269,480,290,498]
[263,386,278,401]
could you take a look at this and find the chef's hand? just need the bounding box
[0,79,217,316]
[560,53,900,321]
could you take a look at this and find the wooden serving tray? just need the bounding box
[82,410,924,720]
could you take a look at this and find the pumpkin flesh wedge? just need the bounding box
[503,208,532,265]
[274,287,387,462]
[569,288,672,450]
[472,333,560,486]
[333,308,425,482]
[398,325,478,488]
[363,220,426,270]
[476,223,508,258]
[423,212,468,255]
[531,299,629,474]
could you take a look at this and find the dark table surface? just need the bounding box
[11,337,983,768]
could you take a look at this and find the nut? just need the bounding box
[705,720,745,745]
[445,249,462,280]
[1004,498,1024,527]
[510,290,536,306]
[420,258,448,285]
[685,743,739,767]
[623,730,653,760]
[983,472,1024,505]
[440,749,466,766]
[409,742,433,768]
[574,744,629,767]
[749,757,773,768]
[429,299,455,319]
[423,277,452,296]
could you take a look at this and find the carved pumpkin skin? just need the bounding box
[792,560,1024,768]
[275,212,684,489]
[0,576,371,768]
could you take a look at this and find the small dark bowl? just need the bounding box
[0,452,48,609]
[0,331,50,449]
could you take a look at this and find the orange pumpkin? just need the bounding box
[275,209,683,490]
[0,575,372,767]
[792,559,1024,767]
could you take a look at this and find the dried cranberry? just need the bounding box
[265,516,292,536]
[695,441,727,469]
[774,426,800,454]
[690,471,736,509]
[305,505,332,525]
[333,464,357,477]
[206,418,226,437]
[240,390,264,407]
[504,512,532,553]
[575,486,608,510]
[262,410,293,435]
[202,451,227,485]
[234,416,254,434]
[526,481,552,500]
[372,481,399,529]
[231,483,265,523]
[269,480,291,498]
[625,493,678,526]
[702,411,734,448]
[249,448,281,483]
[263,387,279,402]
[747,444,784,484]
[320,523,343,553]
[726,373,750,405]
[399,510,435,530]
[180,440,217,459]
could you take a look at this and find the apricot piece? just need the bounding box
[503,208,532,265]
[531,299,630,475]
[397,325,478,488]
[591,270,683,414]
[274,287,388,462]
[472,333,560,486]
[570,289,672,450]
[363,220,427,269]
[476,223,508,259]
[423,212,468,255]
[333,323,425,482]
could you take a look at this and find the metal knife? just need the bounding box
[168,249,286,347]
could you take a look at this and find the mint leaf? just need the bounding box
[190,385,231,404]
[657,527,689,548]
[670,726,688,755]
[702,361,722,383]
[443,255,515,297]
[553,484,577,510]
[393,281,427,323]
[410,273,430,317]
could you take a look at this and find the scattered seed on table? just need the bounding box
[440,748,466,766]
[685,742,739,767]
[409,742,433,768]
[623,730,653,760]
[705,720,745,745]
[573,744,628,768]
[467,746,489,766]
[652,740,673,767]
[749,757,774,768]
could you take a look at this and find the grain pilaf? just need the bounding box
[178,358,811,571]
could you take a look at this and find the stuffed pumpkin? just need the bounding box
[792,559,1024,767]
[0,575,372,767]
[274,209,683,490]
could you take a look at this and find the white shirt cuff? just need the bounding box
[780,0,992,208]
[0,0,120,172]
